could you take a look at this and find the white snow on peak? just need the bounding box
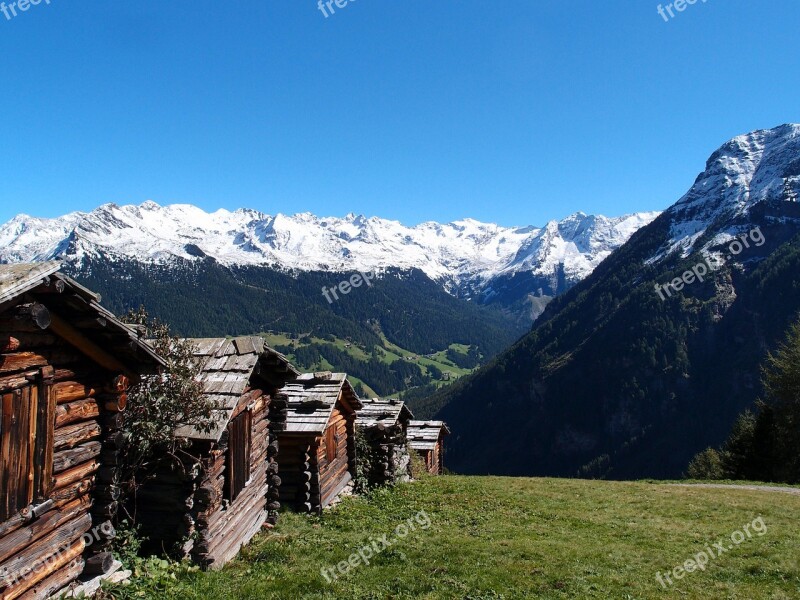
[652,123,800,261]
[0,202,659,293]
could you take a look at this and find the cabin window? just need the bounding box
[225,410,252,502]
[325,425,337,463]
[0,375,54,521]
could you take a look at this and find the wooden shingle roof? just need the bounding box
[0,261,62,306]
[278,372,362,435]
[356,397,414,429]
[0,262,166,373]
[176,337,299,441]
[407,420,451,451]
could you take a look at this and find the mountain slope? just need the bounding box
[422,123,800,479]
[69,254,523,358]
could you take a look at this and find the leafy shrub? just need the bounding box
[686,448,725,480]
[118,308,217,518]
[354,427,377,493]
[111,520,144,569]
[408,443,429,479]
[96,557,200,599]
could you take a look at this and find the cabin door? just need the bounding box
[225,410,252,502]
[0,370,55,521]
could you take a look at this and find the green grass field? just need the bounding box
[103,476,800,599]
[257,331,476,398]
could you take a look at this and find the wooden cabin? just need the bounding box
[134,337,298,570]
[407,421,451,475]
[0,262,165,600]
[355,398,414,486]
[276,372,362,514]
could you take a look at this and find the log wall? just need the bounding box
[193,392,269,568]
[278,403,357,514]
[417,439,444,476]
[0,329,124,600]
[433,439,443,475]
[134,386,287,570]
[276,437,315,513]
[360,423,412,486]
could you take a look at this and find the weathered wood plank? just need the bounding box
[3,538,84,600]
[15,556,83,600]
[54,421,102,451]
[50,478,93,509]
[53,442,103,474]
[52,381,98,405]
[34,373,55,500]
[54,398,100,428]
[0,354,48,375]
[0,497,89,566]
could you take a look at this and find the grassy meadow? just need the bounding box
[100,476,800,599]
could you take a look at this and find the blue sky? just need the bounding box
[1,1,798,227]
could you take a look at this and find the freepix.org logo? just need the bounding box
[656,516,768,589]
[654,227,765,301]
[317,0,357,19]
[1,0,51,22]
[657,0,709,23]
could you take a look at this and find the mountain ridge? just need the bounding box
[0,203,659,308]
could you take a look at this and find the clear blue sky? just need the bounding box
[1,1,798,227]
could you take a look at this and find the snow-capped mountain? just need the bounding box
[650,123,800,263]
[0,203,659,301]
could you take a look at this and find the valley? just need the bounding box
[1,125,799,481]
[258,330,479,399]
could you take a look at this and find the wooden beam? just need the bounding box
[0,303,51,332]
[46,310,134,379]
[31,278,66,294]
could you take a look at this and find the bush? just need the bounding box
[720,411,757,479]
[96,557,200,599]
[686,448,725,480]
[407,444,429,479]
[119,307,217,517]
[354,427,376,493]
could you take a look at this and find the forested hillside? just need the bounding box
[418,125,800,479]
[263,333,478,398]
[69,255,524,393]
[421,211,800,478]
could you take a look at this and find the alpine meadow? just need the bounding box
[1,2,799,599]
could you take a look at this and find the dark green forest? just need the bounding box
[70,255,524,358]
[688,317,800,484]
